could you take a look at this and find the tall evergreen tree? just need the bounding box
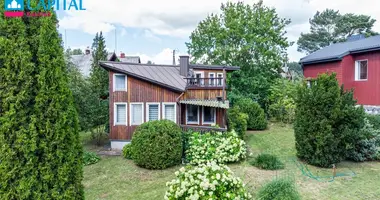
[89,32,109,129]
[0,2,84,199]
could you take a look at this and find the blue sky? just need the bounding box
[56,0,380,64]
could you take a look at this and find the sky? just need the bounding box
[57,0,380,64]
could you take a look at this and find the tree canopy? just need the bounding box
[186,1,291,107]
[297,9,378,54]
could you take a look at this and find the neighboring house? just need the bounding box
[99,56,240,149]
[300,35,380,112]
[70,49,141,76]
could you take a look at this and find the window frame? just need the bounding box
[129,102,144,125]
[113,73,128,92]
[146,102,161,122]
[162,102,177,123]
[355,59,368,81]
[217,73,224,86]
[114,102,128,126]
[202,106,216,125]
[186,104,200,125]
[194,71,204,85]
[208,72,215,86]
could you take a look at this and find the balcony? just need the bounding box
[185,77,225,89]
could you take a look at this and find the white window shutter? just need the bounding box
[131,104,143,125]
[148,105,159,121]
[116,105,126,123]
[165,105,175,122]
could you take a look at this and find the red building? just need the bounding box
[300,35,380,106]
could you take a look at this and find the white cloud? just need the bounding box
[130,48,185,64]
[120,28,127,37]
[143,30,162,43]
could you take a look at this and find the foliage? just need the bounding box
[297,9,378,54]
[66,48,84,55]
[186,1,291,108]
[227,107,248,139]
[89,32,109,130]
[347,119,380,162]
[287,62,303,79]
[122,143,133,160]
[131,120,182,169]
[186,131,246,165]
[257,178,301,200]
[294,73,365,167]
[250,153,284,170]
[235,98,267,130]
[365,114,380,130]
[268,79,297,124]
[83,151,101,166]
[164,162,252,200]
[90,125,109,146]
[0,6,84,199]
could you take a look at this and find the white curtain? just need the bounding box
[165,105,175,122]
[116,105,126,123]
[115,75,125,90]
[131,104,143,124]
[148,105,159,121]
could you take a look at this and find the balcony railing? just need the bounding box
[185,78,224,88]
[180,125,227,134]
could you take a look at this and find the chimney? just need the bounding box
[179,55,189,77]
[120,52,126,58]
[85,46,90,55]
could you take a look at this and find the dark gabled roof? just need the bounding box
[300,35,380,65]
[119,56,141,63]
[100,61,187,92]
[190,64,240,71]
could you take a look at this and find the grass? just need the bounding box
[83,123,380,199]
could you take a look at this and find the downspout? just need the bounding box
[176,92,185,125]
[222,66,226,129]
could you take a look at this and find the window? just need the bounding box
[186,105,199,124]
[194,72,204,85]
[209,73,215,86]
[355,60,368,81]
[114,103,127,125]
[146,103,160,122]
[203,106,216,124]
[163,103,176,123]
[217,73,223,86]
[114,74,127,91]
[130,103,144,125]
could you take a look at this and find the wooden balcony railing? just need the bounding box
[185,78,225,89]
[180,125,227,134]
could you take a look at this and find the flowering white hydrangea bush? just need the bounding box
[186,131,247,165]
[164,161,252,200]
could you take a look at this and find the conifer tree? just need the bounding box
[0,3,84,199]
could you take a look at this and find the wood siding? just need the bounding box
[182,89,226,100]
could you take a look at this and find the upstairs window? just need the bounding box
[209,73,215,86]
[217,73,223,86]
[355,60,368,81]
[114,74,127,91]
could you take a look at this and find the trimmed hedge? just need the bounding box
[257,178,301,200]
[366,114,380,130]
[131,120,182,169]
[235,98,267,130]
[227,106,248,139]
[122,143,133,160]
[250,153,284,170]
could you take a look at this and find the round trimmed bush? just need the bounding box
[164,161,252,199]
[257,178,300,200]
[131,120,182,169]
[235,98,267,130]
[250,153,284,170]
[122,143,133,160]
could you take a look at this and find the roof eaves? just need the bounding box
[300,57,343,66]
[349,46,380,54]
[190,64,240,71]
[99,62,185,93]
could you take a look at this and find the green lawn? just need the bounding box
[83,124,380,199]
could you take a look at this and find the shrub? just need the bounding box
[164,161,252,200]
[131,120,182,169]
[235,98,267,130]
[294,73,365,167]
[83,151,101,166]
[227,107,249,139]
[90,125,109,146]
[122,143,133,159]
[257,178,301,200]
[347,119,380,162]
[366,114,380,130]
[250,153,284,170]
[268,79,297,124]
[186,131,246,165]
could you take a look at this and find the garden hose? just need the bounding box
[292,159,356,182]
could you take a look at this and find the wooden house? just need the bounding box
[99,56,239,149]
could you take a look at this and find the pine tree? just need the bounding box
[0,4,84,199]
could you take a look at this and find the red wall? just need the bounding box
[303,50,380,105]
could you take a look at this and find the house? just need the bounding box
[99,56,240,149]
[70,49,141,76]
[300,35,380,112]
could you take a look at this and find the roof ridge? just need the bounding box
[101,61,179,68]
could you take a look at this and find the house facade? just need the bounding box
[100,56,239,149]
[300,35,380,109]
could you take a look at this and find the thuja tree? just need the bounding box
[294,73,364,167]
[0,4,84,199]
